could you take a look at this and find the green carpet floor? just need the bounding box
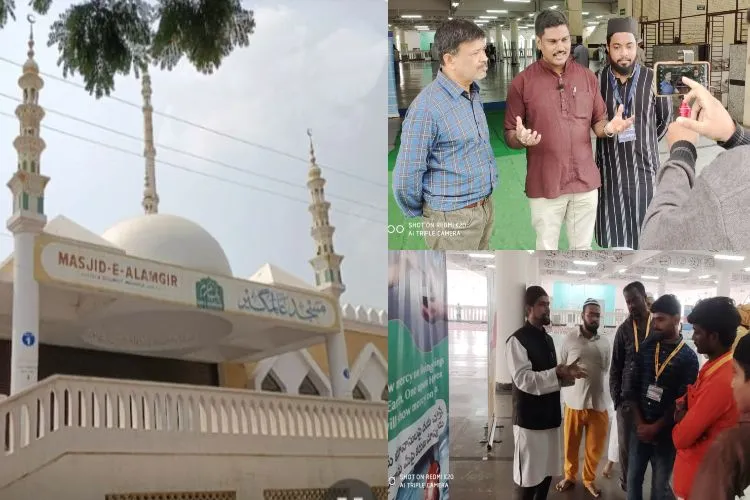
[388,110,601,250]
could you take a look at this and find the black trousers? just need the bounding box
[514,476,552,500]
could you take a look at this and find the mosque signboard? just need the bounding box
[33,235,339,331]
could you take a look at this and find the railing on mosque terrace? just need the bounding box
[0,374,387,488]
[447,304,630,328]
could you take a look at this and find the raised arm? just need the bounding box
[638,142,730,250]
[392,101,436,218]
[506,336,561,396]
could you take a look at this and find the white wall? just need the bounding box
[447,269,488,306]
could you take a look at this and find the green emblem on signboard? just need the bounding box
[196,277,224,311]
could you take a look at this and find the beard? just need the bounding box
[610,58,634,76]
[541,314,551,326]
[585,322,599,334]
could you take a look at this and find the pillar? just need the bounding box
[566,0,583,40]
[326,328,351,398]
[511,20,520,66]
[494,27,502,60]
[10,233,40,394]
[743,50,750,125]
[717,270,731,297]
[495,251,529,385]
[526,252,539,286]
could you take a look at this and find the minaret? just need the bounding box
[141,68,159,214]
[6,15,49,394]
[306,129,344,298]
[305,130,350,399]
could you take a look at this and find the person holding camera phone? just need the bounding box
[639,73,750,250]
[594,17,672,250]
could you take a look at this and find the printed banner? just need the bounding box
[388,31,400,118]
[33,235,339,330]
[388,251,450,500]
[486,262,496,438]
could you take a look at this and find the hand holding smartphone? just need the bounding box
[653,61,710,97]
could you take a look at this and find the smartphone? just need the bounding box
[653,61,710,96]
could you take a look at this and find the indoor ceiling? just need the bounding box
[388,0,617,30]
[447,251,750,288]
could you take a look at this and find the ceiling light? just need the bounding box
[596,15,603,18]
[642,275,659,280]
[448,17,453,20]
[505,0,531,2]
[550,5,558,9]
[401,14,422,18]
[468,253,494,259]
[486,264,496,269]
[618,269,626,273]
[487,9,508,13]
[528,13,534,17]
[668,267,690,273]
[573,260,597,266]
[699,274,711,279]
[415,26,429,30]
[715,280,719,284]
[583,11,589,15]
[452,2,460,7]
[480,15,498,19]
[715,254,745,261]
[567,270,587,275]
[516,17,522,20]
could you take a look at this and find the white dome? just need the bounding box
[101,214,232,276]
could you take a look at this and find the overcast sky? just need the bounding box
[0,0,386,310]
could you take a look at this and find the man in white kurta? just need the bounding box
[557,299,612,497]
[506,286,587,500]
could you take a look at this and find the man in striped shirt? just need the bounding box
[624,294,699,500]
[392,20,497,250]
[594,17,672,250]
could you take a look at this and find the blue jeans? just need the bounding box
[626,429,676,500]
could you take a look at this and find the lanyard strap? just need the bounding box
[608,63,640,117]
[655,340,686,381]
[633,314,651,353]
[704,352,733,380]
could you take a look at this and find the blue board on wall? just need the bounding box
[388,31,399,118]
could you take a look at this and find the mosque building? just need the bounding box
[0,20,386,499]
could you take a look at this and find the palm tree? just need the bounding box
[0,0,255,98]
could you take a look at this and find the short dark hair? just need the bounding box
[623,281,646,297]
[687,297,740,349]
[434,19,486,66]
[535,9,568,37]
[735,334,750,381]
[651,294,681,316]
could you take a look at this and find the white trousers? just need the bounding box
[608,410,618,463]
[529,189,598,250]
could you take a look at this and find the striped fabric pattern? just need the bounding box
[629,336,699,423]
[594,64,672,250]
[392,70,497,218]
[721,122,750,149]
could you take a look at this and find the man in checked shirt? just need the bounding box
[392,19,497,250]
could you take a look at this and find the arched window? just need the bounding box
[353,383,367,400]
[298,375,321,396]
[381,386,388,401]
[260,371,283,392]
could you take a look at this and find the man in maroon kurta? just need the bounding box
[504,9,633,250]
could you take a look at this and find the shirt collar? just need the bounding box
[436,69,479,99]
[525,320,546,333]
[700,350,733,373]
[539,57,571,77]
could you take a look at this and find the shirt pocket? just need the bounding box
[573,90,593,120]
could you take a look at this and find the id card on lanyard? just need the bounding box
[609,64,640,143]
[647,340,686,403]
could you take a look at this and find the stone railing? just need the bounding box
[0,375,386,495]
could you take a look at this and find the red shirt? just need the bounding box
[672,352,739,499]
[504,58,607,199]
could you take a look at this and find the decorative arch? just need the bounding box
[298,349,332,397]
[260,369,285,393]
[349,343,387,401]
[353,382,368,400]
